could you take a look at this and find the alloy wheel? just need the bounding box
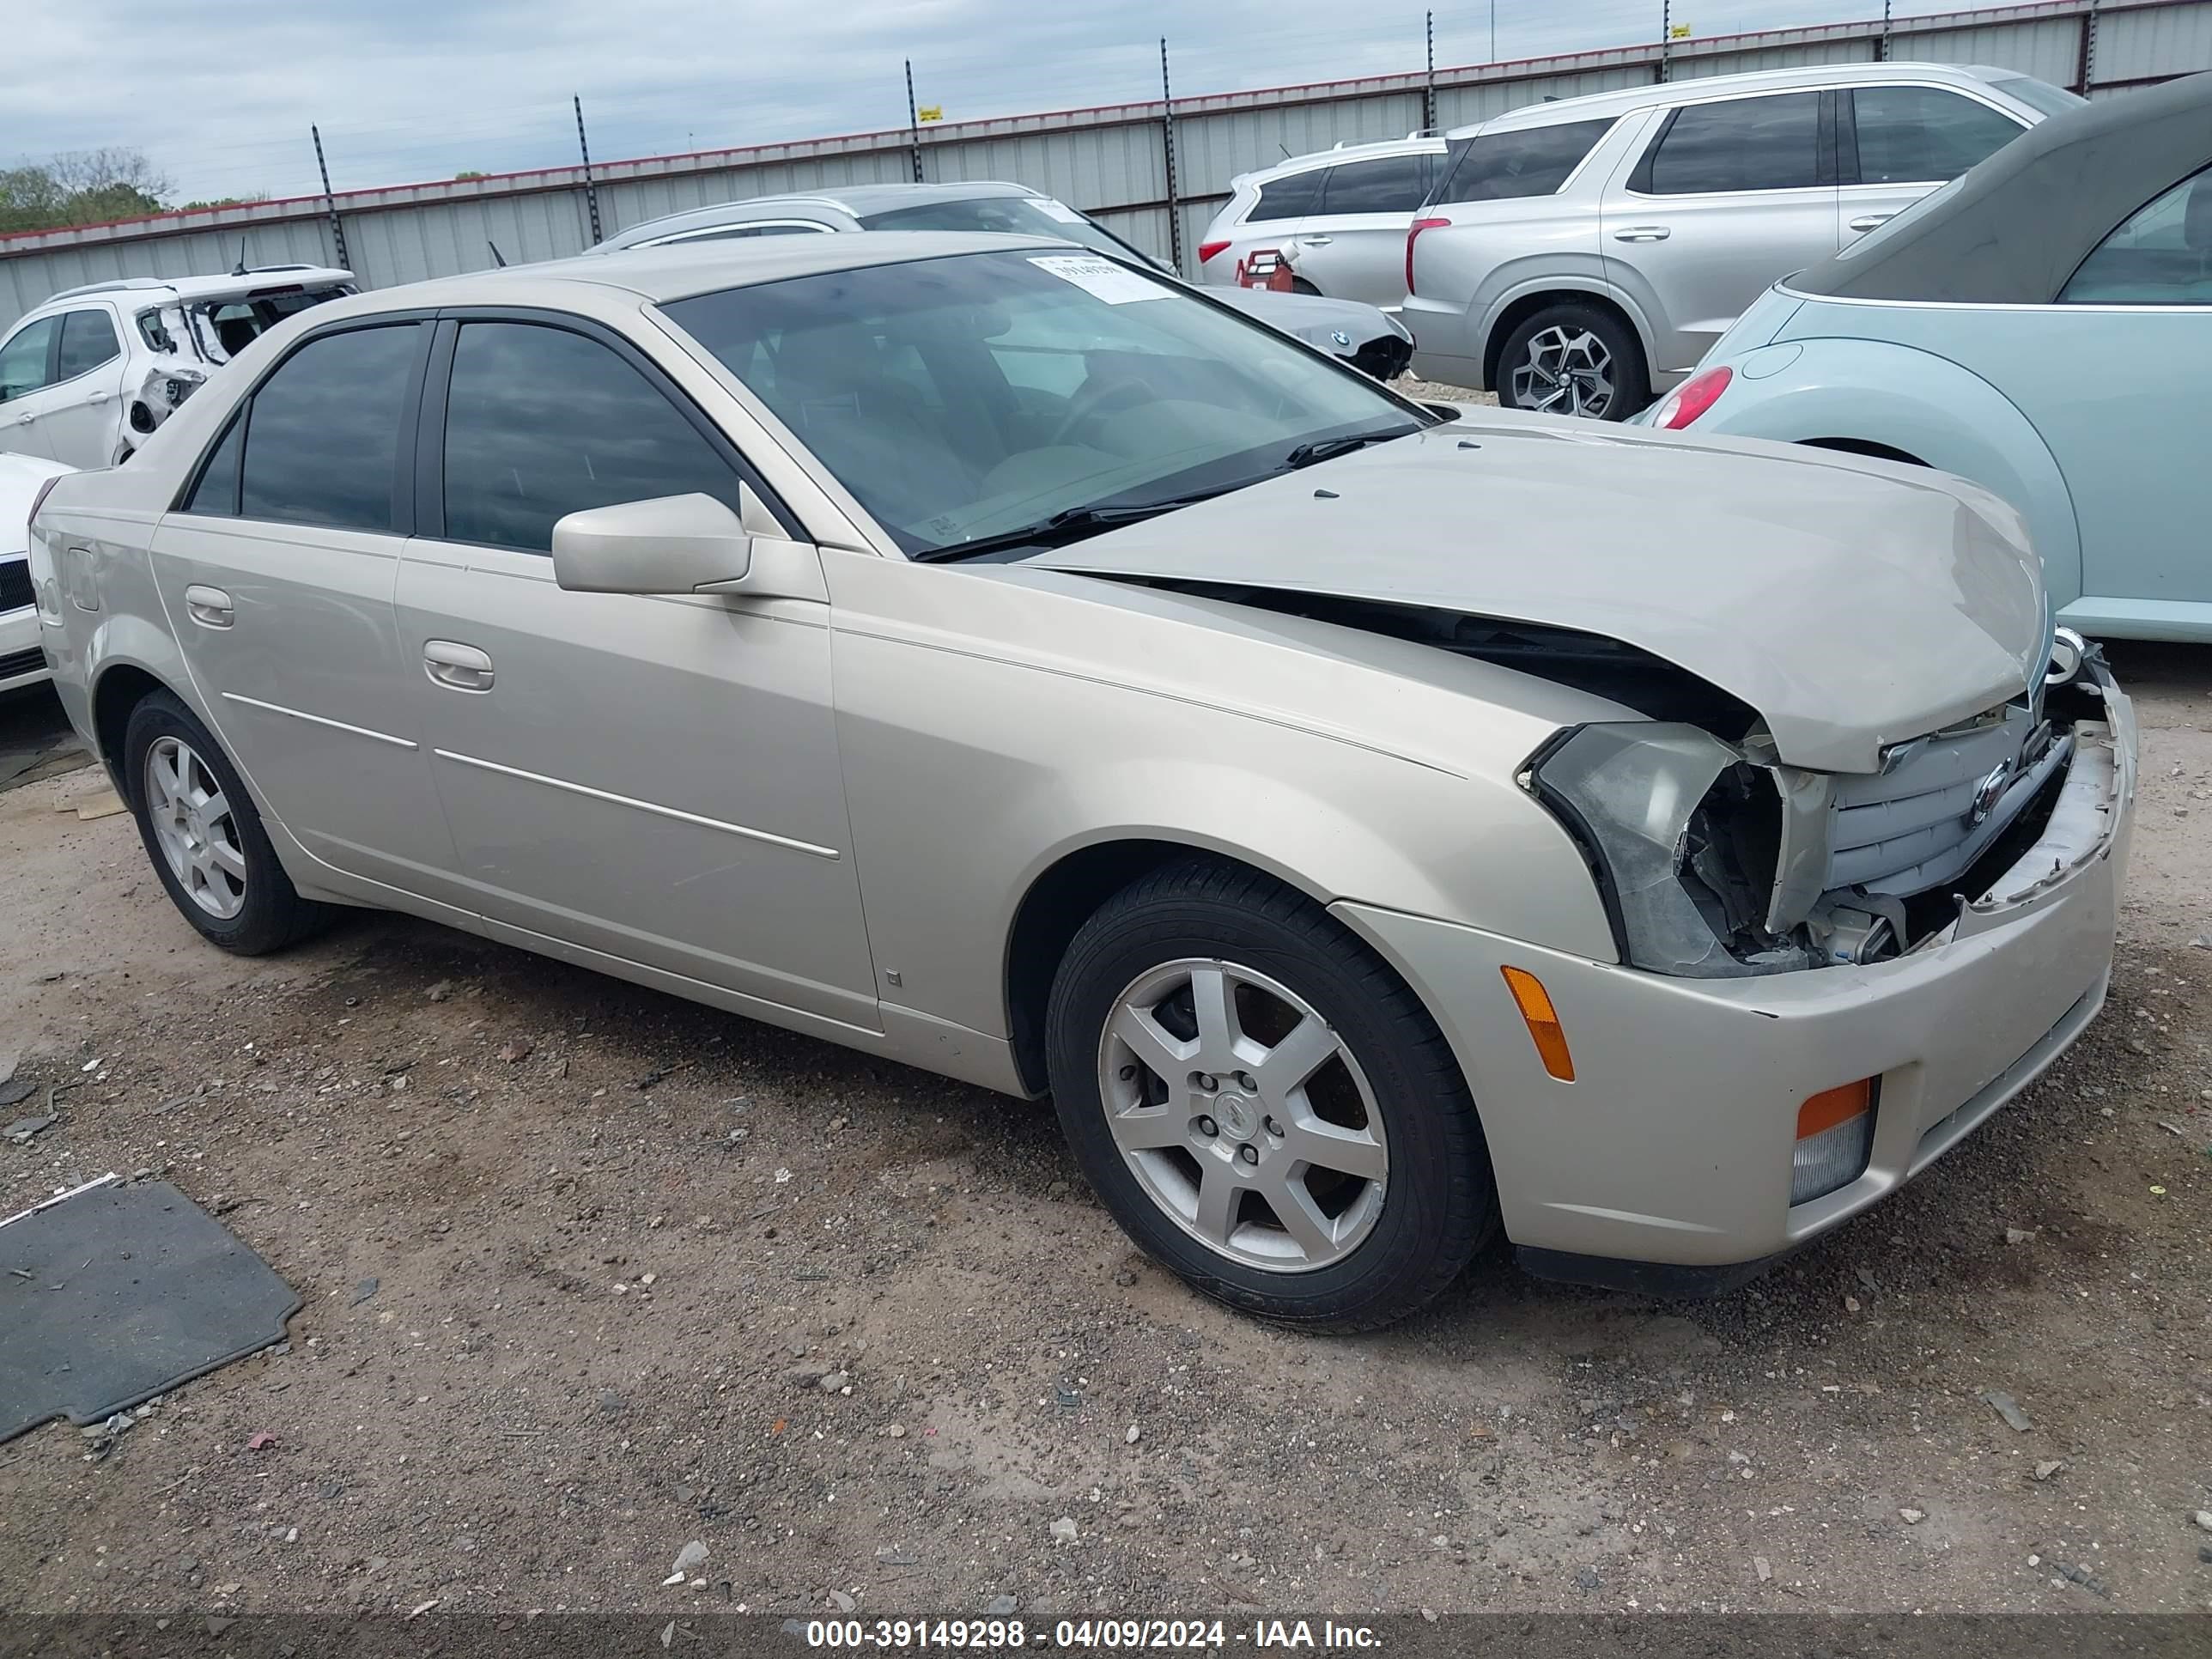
[143,734,248,920]
[1510,324,1615,418]
[1096,957,1389,1273]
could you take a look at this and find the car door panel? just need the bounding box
[1291,154,1433,309]
[0,316,65,460]
[1602,91,1838,378]
[40,307,131,467]
[394,313,878,1026]
[147,319,462,898]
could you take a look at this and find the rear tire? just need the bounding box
[122,690,334,955]
[1045,856,1496,1332]
[1495,301,1648,422]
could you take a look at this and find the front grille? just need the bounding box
[1825,702,2061,897]
[0,558,32,613]
[0,646,46,679]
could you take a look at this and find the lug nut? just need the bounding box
[1236,1072,1258,1091]
[1237,1144,1260,1164]
[1263,1115,1283,1138]
[1194,1115,1218,1137]
[1194,1073,1218,1091]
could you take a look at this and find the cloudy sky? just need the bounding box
[7,0,1948,204]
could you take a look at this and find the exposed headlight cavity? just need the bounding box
[1529,723,1812,978]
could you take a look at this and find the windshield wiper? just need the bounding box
[915,490,1232,563]
[1280,426,1416,471]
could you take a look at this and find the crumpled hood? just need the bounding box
[1033,416,2046,773]
[1211,286,1407,352]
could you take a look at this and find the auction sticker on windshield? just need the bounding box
[1029,254,1166,304]
[1034,198,1086,223]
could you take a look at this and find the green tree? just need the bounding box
[0,149,172,233]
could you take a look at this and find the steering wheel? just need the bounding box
[1048,376,1152,447]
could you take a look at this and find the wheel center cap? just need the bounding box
[1215,1095,1256,1141]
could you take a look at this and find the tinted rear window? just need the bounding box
[239,324,421,532]
[56,310,121,380]
[1318,154,1431,215]
[1851,86,2023,185]
[1642,93,1822,193]
[1249,169,1325,222]
[1433,119,1613,204]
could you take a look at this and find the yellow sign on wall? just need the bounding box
[1668,21,1692,38]
[917,105,944,122]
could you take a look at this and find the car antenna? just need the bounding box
[231,237,247,276]
[1278,143,1292,159]
[487,240,508,268]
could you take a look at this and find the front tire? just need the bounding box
[123,690,333,954]
[1045,857,1496,1331]
[1495,301,1648,422]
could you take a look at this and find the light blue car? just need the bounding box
[1644,71,2212,643]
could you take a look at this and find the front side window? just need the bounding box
[1249,169,1326,223]
[239,324,422,532]
[1318,155,1431,215]
[1642,93,1823,194]
[0,316,59,404]
[2060,165,2212,305]
[441,321,749,553]
[662,247,1422,559]
[1433,119,1614,206]
[54,309,122,381]
[1851,86,2023,185]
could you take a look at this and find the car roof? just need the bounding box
[1793,69,2212,307]
[1445,60,2026,138]
[597,181,1041,249]
[1235,134,1449,188]
[33,266,354,311]
[294,231,1075,319]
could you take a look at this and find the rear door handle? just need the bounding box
[1848,213,1896,233]
[12,413,30,425]
[1299,234,1334,246]
[86,391,111,406]
[184,584,234,628]
[1613,226,1670,242]
[423,639,495,692]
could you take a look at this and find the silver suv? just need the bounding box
[1402,63,2079,418]
[1196,136,1447,311]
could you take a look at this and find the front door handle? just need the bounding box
[86,391,111,406]
[12,413,30,425]
[184,584,234,628]
[423,639,495,692]
[1299,234,1334,246]
[1613,226,1671,242]
[1848,212,1897,233]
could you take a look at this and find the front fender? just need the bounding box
[1692,338,2082,609]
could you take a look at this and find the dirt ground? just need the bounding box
[1,640,2209,1621]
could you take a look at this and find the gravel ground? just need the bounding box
[1,642,2209,1620]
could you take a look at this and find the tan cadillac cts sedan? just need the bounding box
[27,233,2136,1328]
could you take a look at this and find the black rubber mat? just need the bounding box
[0,1180,298,1442]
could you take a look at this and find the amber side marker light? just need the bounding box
[1793,1079,1876,1205]
[1500,966,1575,1082]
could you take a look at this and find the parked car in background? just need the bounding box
[1403,63,2076,418]
[1646,71,2212,644]
[0,266,356,469]
[589,182,1413,379]
[33,233,2132,1328]
[1196,135,1447,310]
[1,450,72,693]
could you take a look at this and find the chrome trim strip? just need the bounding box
[1774,280,2212,315]
[220,691,417,750]
[431,748,842,860]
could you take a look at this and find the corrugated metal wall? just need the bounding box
[4,0,2208,331]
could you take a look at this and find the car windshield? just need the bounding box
[661,247,1425,559]
[860,196,1169,272]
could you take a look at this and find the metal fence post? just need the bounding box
[1877,0,1893,62]
[1425,11,1437,132]
[905,61,926,183]
[574,95,603,246]
[2077,0,2102,93]
[1658,0,1673,82]
[1160,38,1184,274]
[310,125,349,274]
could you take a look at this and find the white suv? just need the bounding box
[1401,63,2079,417]
[0,266,355,468]
[1197,136,1447,312]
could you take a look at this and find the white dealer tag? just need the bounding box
[1034,198,1085,223]
[1028,254,1167,305]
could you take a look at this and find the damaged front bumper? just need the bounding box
[1335,662,2136,1285]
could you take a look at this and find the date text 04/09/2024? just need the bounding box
[802,1618,1382,1649]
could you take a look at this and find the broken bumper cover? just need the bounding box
[1334,668,2136,1285]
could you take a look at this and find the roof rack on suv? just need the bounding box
[42,276,178,303]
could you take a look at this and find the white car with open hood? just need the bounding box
[30,232,2135,1328]
[0,265,356,469]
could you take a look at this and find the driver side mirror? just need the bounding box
[551,490,757,594]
